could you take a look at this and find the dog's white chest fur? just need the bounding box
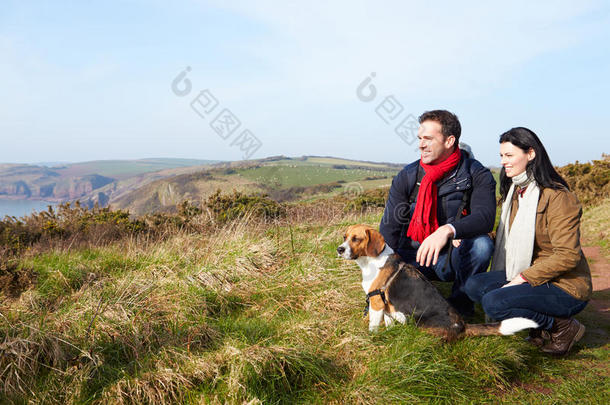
[356,245,394,293]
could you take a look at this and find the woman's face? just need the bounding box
[500,142,535,178]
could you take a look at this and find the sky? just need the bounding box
[1,0,609,167]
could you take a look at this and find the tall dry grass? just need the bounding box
[1,187,608,403]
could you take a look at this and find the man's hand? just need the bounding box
[501,274,528,288]
[416,225,454,267]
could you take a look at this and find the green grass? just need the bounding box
[1,208,608,404]
[55,159,217,179]
[581,198,610,258]
[305,156,397,168]
[236,165,394,189]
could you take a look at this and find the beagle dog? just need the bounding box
[337,224,538,340]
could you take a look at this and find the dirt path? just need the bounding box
[582,246,609,319]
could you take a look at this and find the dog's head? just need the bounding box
[337,224,386,260]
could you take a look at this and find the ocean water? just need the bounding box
[0,199,56,219]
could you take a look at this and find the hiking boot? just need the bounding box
[541,318,585,356]
[525,328,549,347]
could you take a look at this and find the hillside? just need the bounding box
[0,158,218,202]
[109,156,401,215]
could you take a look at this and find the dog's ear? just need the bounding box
[365,228,385,257]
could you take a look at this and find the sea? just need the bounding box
[0,199,57,219]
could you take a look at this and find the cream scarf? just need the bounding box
[490,171,540,280]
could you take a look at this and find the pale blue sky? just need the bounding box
[1,0,609,167]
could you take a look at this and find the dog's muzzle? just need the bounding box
[337,243,354,259]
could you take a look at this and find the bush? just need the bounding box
[557,155,610,206]
[141,200,205,232]
[205,190,286,223]
[344,188,388,212]
[0,202,147,258]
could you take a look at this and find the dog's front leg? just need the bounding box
[384,313,394,327]
[369,308,384,332]
[391,311,407,324]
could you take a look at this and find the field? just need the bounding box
[235,165,393,189]
[53,159,219,180]
[1,156,608,404]
[1,199,608,404]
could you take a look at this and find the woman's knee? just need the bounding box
[464,274,484,302]
[481,290,508,320]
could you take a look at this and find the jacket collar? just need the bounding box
[420,155,466,187]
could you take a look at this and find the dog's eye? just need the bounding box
[352,237,359,242]
[343,235,346,241]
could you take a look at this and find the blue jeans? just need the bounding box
[399,235,494,313]
[464,270,588,330]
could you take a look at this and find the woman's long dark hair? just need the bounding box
[499,127,569,202]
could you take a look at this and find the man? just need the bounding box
[380,110,496,316]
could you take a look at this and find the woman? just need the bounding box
[465,127,592,355]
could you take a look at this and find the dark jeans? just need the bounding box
[464,270,588,330]
[399,235,494,313]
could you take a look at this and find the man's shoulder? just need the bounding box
[462,157,488,173]
[390,160,420,191]
[397,160,420,176]
[458,158,493,181]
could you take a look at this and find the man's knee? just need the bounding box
[466,235,494,263]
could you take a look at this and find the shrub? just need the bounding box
[205,190,286,223]
[557,155,609,206]
[0,202,147,258]
[344,188,388,212]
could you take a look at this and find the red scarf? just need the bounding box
[407,147,462,243]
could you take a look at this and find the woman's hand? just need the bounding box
[501,274,528,288]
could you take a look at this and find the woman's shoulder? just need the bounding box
[538,186,581,213]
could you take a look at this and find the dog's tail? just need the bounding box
[465,317,540,337]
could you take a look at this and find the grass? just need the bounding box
[304,157,397,168]
[1,204,609,403]
[236,165,394,189]
[55,159,217,180]
[581,198,610,259]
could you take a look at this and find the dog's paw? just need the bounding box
[392,311,407,324]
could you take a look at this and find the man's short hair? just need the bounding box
[418,110,461,142]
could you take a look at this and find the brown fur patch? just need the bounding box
[365,259,399,312]
[365,228,385,257]
[369,295,386,311]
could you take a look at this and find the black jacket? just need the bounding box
[380,156,496,259]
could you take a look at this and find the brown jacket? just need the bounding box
[518,187,592,301]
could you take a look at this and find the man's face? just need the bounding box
[417,120,456,165]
